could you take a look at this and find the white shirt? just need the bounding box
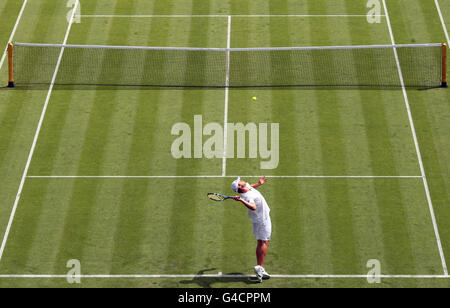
[241,187,271,224]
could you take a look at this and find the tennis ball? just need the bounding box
[252,96,257,101]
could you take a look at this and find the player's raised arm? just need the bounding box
[251,176,266,188]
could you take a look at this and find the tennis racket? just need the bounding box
[207,192,234,202]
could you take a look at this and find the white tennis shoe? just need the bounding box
[254,265,263,282]
[254,265,270,282]
[261,268,270,279]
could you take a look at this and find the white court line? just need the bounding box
[0,1,79,264]
[26,175,422,179]
[0,274,448,279]
[382,0,448,277]
[222,16,231,177]
[435,0,450,47]
[0,0,27,71]
[78,14,386,18]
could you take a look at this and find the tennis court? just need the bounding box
[0,0,449,288]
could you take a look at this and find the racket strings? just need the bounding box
[208,193,225,201]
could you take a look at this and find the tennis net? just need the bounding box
[7,42,447,88]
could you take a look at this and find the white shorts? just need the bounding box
[252,219,272,241]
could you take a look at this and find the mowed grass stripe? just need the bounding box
[112,179,175,276]
[0,92,29,171]
[341,0,400,271]
[85,2,159,275]
[288,4,333,273]
[165,0,213,274]
[271,0,306,16]
[315,116,359,275]
[51,0,135,273]
[118,25,171,175]
[227,1,272,172]
[331,0,387,176]
[230,0,249,17]
[332,0,387,268]
[140,19,204,176]
[65,1,155,275]
[109,0,171,274]
[107,5,198,270]
[259,0,332,273]
[27,3,118,273]
[308,0,359,274]
[266,0,305,274]
[0,0,10,16]
[77,2,157,274]
[83,85,143,169]
[163,2,198,274]
[187,6,230,271]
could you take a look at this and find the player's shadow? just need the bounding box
[179,268,260,288]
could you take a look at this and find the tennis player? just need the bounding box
[232,176,271,282]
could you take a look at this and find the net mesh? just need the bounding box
[12,43,443,88]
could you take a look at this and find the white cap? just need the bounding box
[231,177,240,192]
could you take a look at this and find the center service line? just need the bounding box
[222,16,231,177]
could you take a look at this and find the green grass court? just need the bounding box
[0,0,449,288]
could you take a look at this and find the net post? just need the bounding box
[442,43,448,88]
[7,43,14,88]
